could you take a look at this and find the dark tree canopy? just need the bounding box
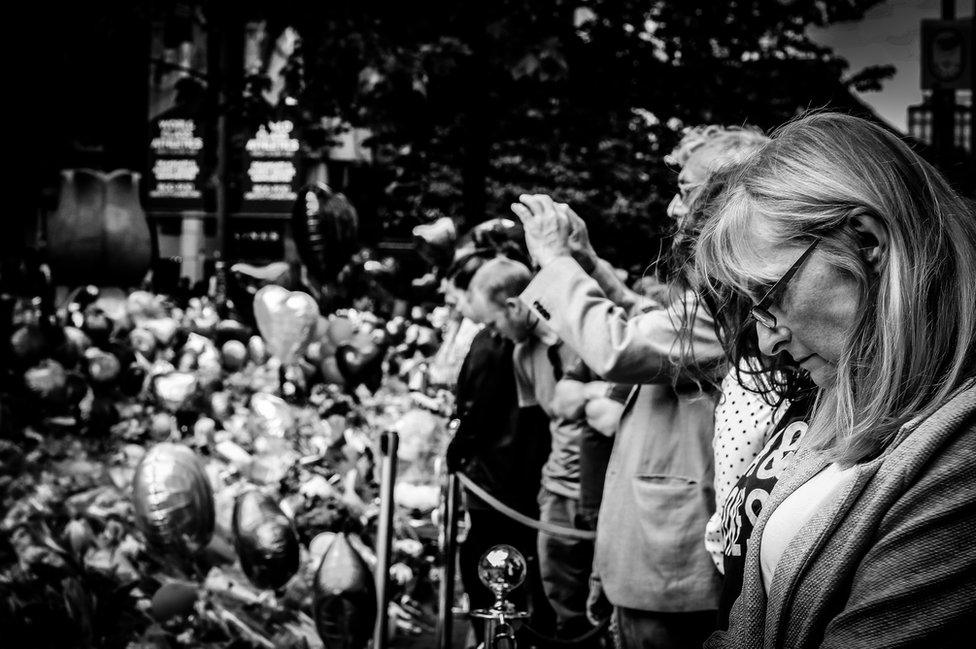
[244,0,891,270]
[16,0,897,271]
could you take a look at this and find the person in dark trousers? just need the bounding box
[444,253,552,647]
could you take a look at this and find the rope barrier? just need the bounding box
[455,473,596,541]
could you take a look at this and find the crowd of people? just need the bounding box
[440,112,975,649]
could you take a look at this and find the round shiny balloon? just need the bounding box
[87,350,121,383]
[153,372,198,412]
[313,532,377,649]
[253,286,320,365]
[221,340,248,371]
[132,443,215,555]
[232,490,300,591]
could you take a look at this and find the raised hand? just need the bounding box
[557,203,600,271]
[510,194,573,268]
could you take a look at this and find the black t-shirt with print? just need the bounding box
[717,394,815,629]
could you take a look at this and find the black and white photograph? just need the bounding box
[1,1,974,648]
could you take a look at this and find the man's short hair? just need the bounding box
[469,256,532,306]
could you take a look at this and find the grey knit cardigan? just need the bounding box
[706,381,976,648]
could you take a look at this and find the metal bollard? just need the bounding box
[436,473,460,649]
[373,430,399,649]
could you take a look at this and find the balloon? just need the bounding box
[335,342,385,392]
[326,316,354,348]
[25,360,67,400]
[249,392,294,438]
[248,335,268,365]
[192,417,216,446]
[10,325,48,362]
[221,340,248,371]
[131,443,214,555]
[313,532,377,649]
[152,372,198,412]
[86,350,121,383]
[253,286,320,365]
[150,580,198,622]
[308,531,337,563]
[232,490,300,590]
[57,326,91,365]
[149,412,175,441]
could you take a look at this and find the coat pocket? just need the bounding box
[631,475,711,581]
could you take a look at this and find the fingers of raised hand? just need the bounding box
[510,202,533,225]
[519,193,557,220]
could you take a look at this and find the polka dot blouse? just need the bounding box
[704,362,786,573]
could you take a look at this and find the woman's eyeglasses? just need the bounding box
[751,238,822,329]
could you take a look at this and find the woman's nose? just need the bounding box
[756,320,791,357]
[666,194,687,220]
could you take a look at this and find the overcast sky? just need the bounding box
[809,0,974,132]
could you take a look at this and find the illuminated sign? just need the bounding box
[147,118,206,209]
[242,120,301,212]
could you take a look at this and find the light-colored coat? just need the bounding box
[520,257,725,612]
[707,380,976,648]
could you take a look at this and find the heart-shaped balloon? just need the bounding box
[153,372,198,412]
[253,286,320,365]
[313,532,377,648]
[232,490,300,591]
[249,392,294,438]
[132,443,214,555]
[335,342,385,392]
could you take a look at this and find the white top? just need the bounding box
[705,363,784,573]
[760,462,857,592]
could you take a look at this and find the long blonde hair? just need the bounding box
[695,112,976,463]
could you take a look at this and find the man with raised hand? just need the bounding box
[511,192,725,649]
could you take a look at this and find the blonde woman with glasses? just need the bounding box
[695,112,976,648]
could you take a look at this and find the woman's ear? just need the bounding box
[848,209,888,275]
[504,296,525,317]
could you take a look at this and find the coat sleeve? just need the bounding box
[818,423,976,648]
[519,256,725,385]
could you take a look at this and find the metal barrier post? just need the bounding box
[436,473,460,649]
[373,430,399,649]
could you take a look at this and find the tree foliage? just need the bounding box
[243,0,890,271]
